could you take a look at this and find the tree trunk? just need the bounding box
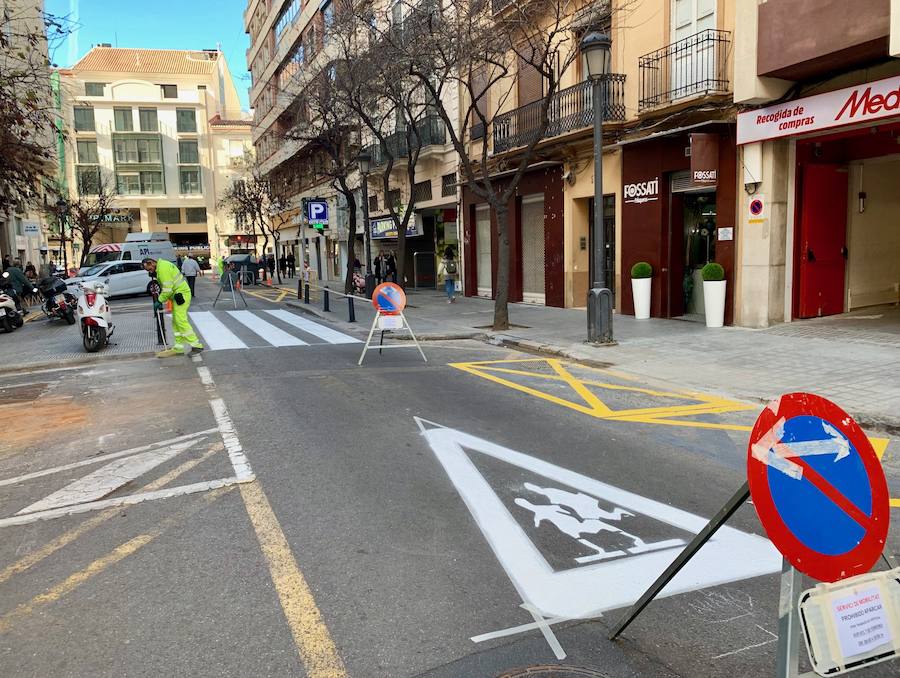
[493,201,511,331]
[343,191,357,295]
[396,224,407,289]
[274,236,282,284]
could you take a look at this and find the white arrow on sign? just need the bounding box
[751,417,851,480]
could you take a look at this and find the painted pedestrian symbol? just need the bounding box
[417,417,781,622]
[515,483,684,564]
[747,392,889,583]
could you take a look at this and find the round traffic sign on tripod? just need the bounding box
[372,282,406,316]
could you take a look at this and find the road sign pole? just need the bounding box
[609,481,750,640]
[775,558,808,678]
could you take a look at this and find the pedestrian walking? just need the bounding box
[374,252,382,283]
[181,254,201,296]
[2,254,11,271]
[142,257,203,358]
[386,252,397,283]
[24,261,37,280]
[438,247,458,302]
[176,254,183,270]
[279,253,287,277]
[287,252,296,277]
[267,254,276,279]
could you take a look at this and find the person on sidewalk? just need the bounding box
[142,257,203,358]
[287,252,296,278]
[279,253,287,278]
[386,252,397,283]
[181,254,201,296]
[438,247,458,303]
[374,252,382,284]
[267,254,276,280]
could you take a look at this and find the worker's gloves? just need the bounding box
[154,300,164,311]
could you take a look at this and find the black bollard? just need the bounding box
[348,296,356,322]
[323,288,330,312]
[304,283,310,304]
[297,279,302,300]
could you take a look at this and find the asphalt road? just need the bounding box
[1,283,899,677]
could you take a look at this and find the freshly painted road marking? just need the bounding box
[0,487,230,635]
[0,443,223,585]
[265,309,361,344]
[16,440,201,515]
[416,417,781,624]
[189,311,246,350]
[228,310,308,347]
[209,397,254,481]
[0,428,217,488]
[240,481,348,678]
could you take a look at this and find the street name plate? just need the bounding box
[799,567,900,675]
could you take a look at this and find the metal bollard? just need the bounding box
[297,279,302,300]
[587,287,614,343]
[323,288,330,312]
[348,296,356,322]
[304,283,310,304]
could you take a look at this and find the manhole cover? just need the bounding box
[0,383,49,405]
[496,666,609,678]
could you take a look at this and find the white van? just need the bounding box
[79,233,176,274]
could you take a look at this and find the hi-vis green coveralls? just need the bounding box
[156,259,203,353]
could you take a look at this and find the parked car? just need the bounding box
[66,261,151,297]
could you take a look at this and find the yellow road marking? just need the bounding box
[0,442,223,586]
[546,359,611,415]
[0,487,230,634]
[239,481,347,678]
[276,290,288,302]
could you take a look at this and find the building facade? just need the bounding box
[733,0,900,326]
[57,47,252,266]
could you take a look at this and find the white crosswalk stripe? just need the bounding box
[264,309,361,344]
[189,309,357,351]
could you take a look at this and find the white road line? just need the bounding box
[17,440,200,515]
[190,311,247,350]
[0,478,244,528]
[264,310,361,344]
[227,310,308,347]
[209,397,254,481]
[0,429,217,488]
[197,366,213,386]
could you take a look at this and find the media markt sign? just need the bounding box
[737,74,900,145]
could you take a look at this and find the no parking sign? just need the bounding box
[747,392,889,582]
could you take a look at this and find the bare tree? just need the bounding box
[348,0,610,328]
[50,177,118,268]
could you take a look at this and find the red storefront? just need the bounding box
[620,124,738,324]
[461,164,566,307]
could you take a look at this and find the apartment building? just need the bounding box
[459,0,738,322]
[57,46,252,265]
[244,0,460,286]
[0,0,53,269]
[733,0,900,327]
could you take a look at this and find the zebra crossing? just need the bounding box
[189,309,361,351]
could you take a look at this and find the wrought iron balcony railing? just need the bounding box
[638,29,731,112]
[492,74,626,154]
[367,116,448,167]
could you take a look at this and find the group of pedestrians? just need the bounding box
[371,251,397,284]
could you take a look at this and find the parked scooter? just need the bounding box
[36,275,77,325]
[0,272,27,333]
[75,279,114,352]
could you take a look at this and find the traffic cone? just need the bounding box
[265,276,272,287]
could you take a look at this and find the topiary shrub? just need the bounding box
[630,261,652,279]
[701,262,725,282]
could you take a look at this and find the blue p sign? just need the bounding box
[307,200,328,225]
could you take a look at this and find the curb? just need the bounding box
[0,350,159,376]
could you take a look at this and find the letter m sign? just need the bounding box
[306,199,329,226]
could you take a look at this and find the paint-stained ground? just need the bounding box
[1,326,899,677]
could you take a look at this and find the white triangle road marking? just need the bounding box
[264,309,361,344]
[16,439,202,515]
[417,419,782,620]
[190,311,247,350]
[227,310,308,347]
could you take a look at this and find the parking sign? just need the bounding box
[306,199,329,226]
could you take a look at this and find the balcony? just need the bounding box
[492,75,626,154]
[366,116,448,167]
[638,29,730,112]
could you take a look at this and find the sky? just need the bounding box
[45,0,252,111]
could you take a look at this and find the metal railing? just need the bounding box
[492,75,626,154]
[638,29,731,112]
[367,116,447,167]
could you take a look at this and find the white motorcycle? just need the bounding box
[0,289,21,333]
[75,279,114,352]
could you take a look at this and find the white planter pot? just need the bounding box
[703,280,726,328]
[631,277,651,319]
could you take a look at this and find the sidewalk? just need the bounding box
[288,289,900,432]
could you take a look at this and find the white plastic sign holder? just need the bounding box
[358,310,426,366]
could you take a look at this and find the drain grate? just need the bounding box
[0,383,50,405]
[496,666,610,678]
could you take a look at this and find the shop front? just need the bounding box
[461,164,565,306]
[737,73,900,322]
[620,126,738,323]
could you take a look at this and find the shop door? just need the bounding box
[475,206,492,297]
[798,164,848,318]
[588,196,616,302]
[521,195,546,304]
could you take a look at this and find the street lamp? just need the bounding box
[55,197,69,274]
[358,150,376,298]
[581,30,613,344]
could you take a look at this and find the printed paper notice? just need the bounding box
[831,587,892,659]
